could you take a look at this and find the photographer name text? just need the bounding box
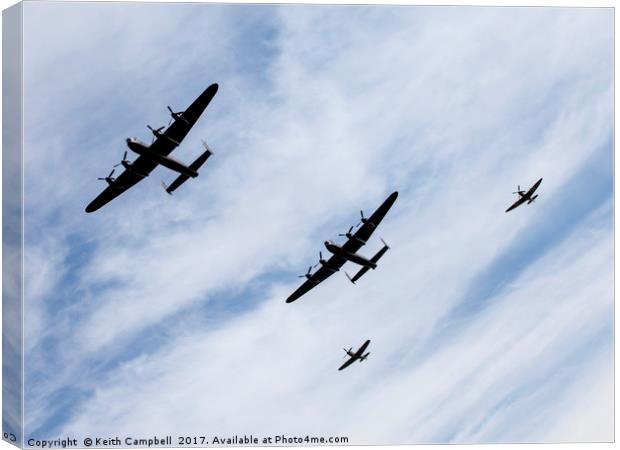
[26,434,349,448]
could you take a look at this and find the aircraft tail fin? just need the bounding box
[360,352,370,361]
[160,180,173,195]
[528,194,538,204]
[200,140,215,157]
[369,239,390,265]
[376,238,390,254]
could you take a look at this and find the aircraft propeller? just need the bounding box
[113,151,130,168]
[147,124,165,134]
[298,266,313,279]
[339,226,355,238]
[97,168,116,183]
[356,210,375,228]
[167,106,189,125]
[167,106,176,125]
[513,185,525,195]
[147,125,166,144]
[314,251,328,268]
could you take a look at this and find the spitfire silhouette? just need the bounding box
[339,340,371,371]
[505,178,543,212]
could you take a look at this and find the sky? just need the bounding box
[9,2,614,445]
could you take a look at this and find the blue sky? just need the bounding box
[13,2,613,444]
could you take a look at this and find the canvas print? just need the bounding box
[2,1,614,447]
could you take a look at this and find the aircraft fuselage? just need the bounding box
[324,240,377,269]
[126,138,198,178]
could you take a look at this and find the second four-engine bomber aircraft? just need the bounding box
[85,83,219,213]
[286,191,398,303]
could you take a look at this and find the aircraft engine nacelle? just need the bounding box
[126,137,149,155]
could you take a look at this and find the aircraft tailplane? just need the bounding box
[346,239,390,283]
[528,194,538,204]
[161,145,214,195]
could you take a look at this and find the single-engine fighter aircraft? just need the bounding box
[85,83,219,213]
[339,339,371,371]
[505,177,543,213]
[286,191,398,303]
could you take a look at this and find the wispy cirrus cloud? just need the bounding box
[18,3,612,444]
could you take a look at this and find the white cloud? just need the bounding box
[19,4,612,443]
[543,346,613,443]
[57,201,613,443]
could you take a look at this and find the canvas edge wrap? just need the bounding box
[3,2,24,448]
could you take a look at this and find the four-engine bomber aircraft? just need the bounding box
[286,191,398,303]
[339,339,371,371]
[85,83,219,213]
[505,177,543,213]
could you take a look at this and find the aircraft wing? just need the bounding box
[505,196,527,213]
[338,355,358,371]
[526,178,543,197]
[356,339,371,355]
[341,191,399,254]
[285,254,347,303]
[150,83,219,157]
[85,155,160,213]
